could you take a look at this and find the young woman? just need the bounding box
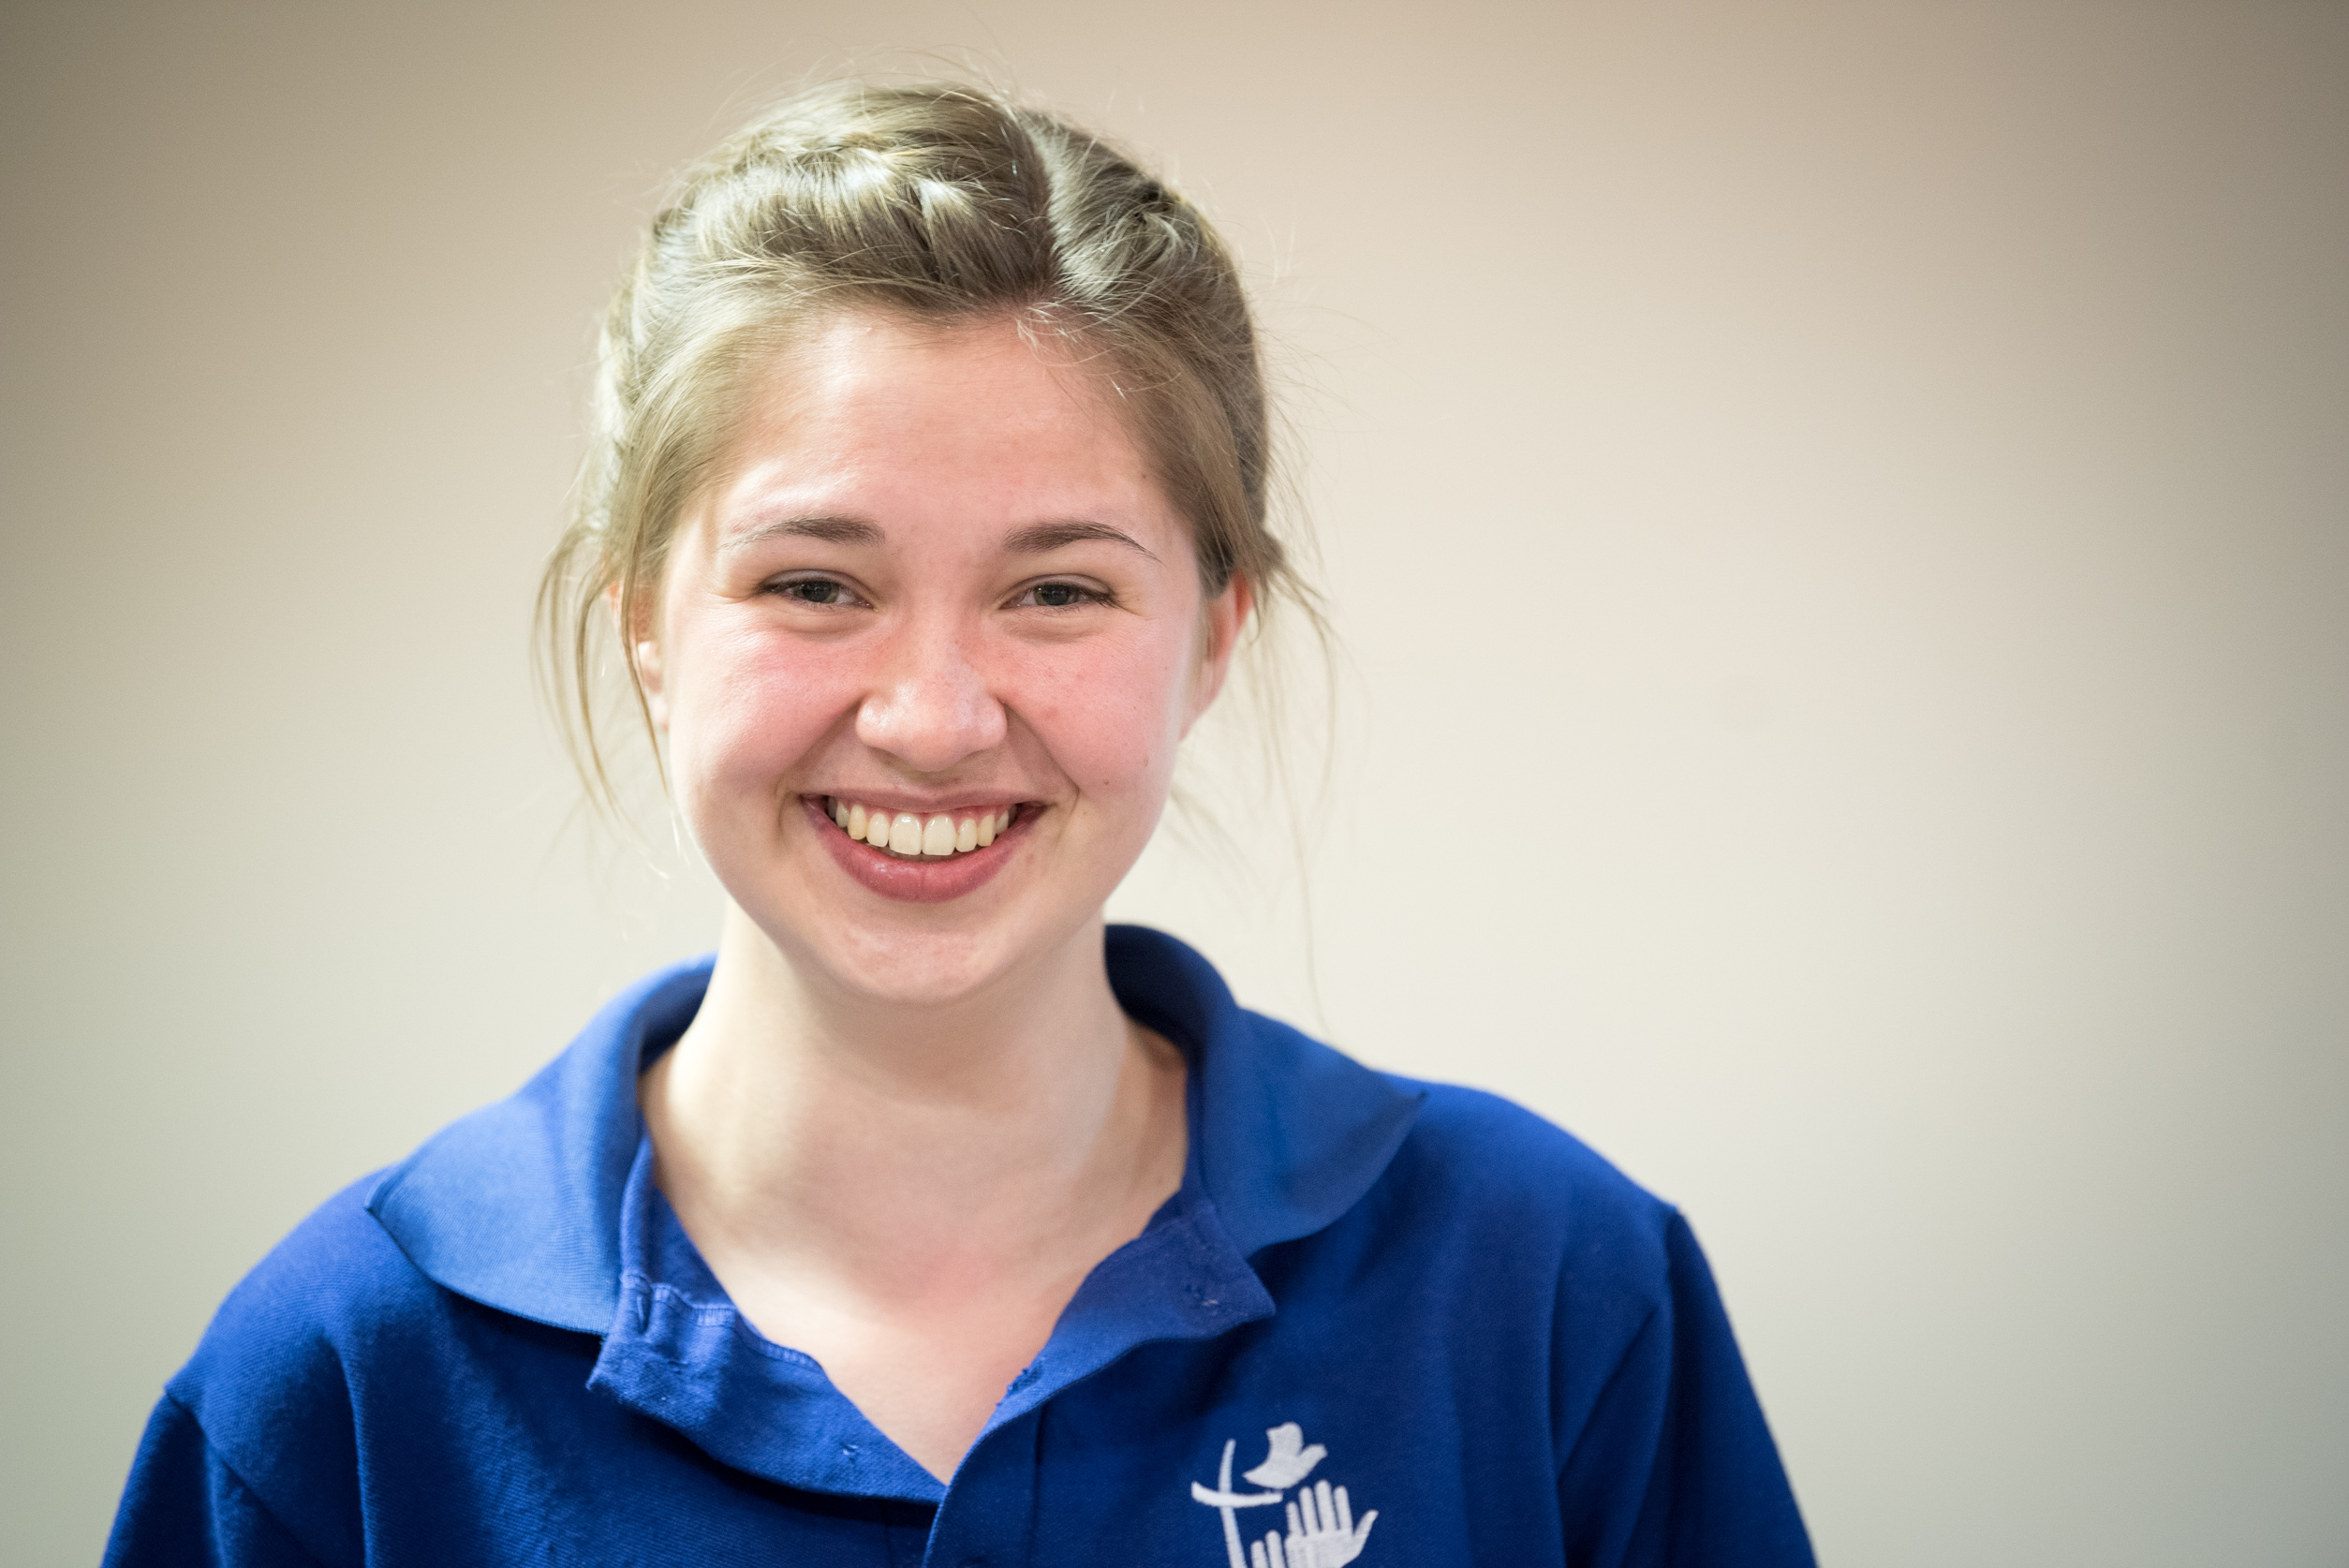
[106,83,1813,1567]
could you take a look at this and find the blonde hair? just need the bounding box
[539,80,1315,810]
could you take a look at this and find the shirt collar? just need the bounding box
[583,1129,1275,1502]
[366,925,1426,1339]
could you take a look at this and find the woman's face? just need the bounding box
[639,309,1245,1006]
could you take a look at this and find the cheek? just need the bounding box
[1005,627,1194,798]
[663,622,863,798]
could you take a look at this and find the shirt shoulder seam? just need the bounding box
[160,1390,338,1568]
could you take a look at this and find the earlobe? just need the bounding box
[634,639,671,730]
[605,582,670,731]
[1182,573,1254,735]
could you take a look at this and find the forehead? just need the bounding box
[703,310,1172,541]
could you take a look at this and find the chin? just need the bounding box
[708,806,1149,1006]
[786,913,1051,1009]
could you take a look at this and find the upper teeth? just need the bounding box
[829,799,1016,859]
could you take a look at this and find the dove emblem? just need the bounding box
[1189,1422,1377,1568]
[1243,1424,1325,1489]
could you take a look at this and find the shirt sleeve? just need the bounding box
[104,1395,331,1568]
[1557,1211,1815,1568]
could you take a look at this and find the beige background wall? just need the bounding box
[5,2,2345,1562]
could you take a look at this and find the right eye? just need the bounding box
[767,576,861,607]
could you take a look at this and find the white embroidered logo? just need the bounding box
[1189,1422,1378,1568]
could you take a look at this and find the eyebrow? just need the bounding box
[1002,520,1159,560]
[718,514,885,555]
[717,513,1157,561]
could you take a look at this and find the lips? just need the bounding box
[803,794,1032,903]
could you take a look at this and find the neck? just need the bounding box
[640,902,1185,1306]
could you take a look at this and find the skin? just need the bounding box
[630,307,1248,1482]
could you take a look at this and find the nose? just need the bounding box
[854,616,1008,774]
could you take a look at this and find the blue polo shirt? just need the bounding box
[105,926,1812,1567]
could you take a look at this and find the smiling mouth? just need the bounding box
[820,797,1023,861]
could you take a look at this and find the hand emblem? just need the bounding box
[1247,1478,1377,1568]
[1191,1424,1375,1568]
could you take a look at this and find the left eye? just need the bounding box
[1022,582,1101,609]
